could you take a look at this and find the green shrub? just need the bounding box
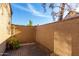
[7,36,20,50]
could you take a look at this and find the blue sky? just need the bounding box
[11,3,79,26]
[11,3,53,26]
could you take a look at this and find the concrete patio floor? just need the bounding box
[3,43,49,56]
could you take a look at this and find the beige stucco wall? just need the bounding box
[53,22,72,56]
[0,15,11,56]
[36,24,54,53]
[36,23,72,56]
[54,18,79,56]
[36,23,72,55]
[36,17,79,56]
[13,25,36,43]
[12,17,79,56]
[0,3,11,56]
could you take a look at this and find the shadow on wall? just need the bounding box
[7,17,79,56]
[11,23,72,56]
[54,31,72,56]
[11,25,36,43]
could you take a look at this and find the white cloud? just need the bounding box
[75,7,79,12]
[27,4,51,18]
[12,4,51,18]
[12,4,30,12]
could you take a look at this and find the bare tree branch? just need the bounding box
[42,3,79,21]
